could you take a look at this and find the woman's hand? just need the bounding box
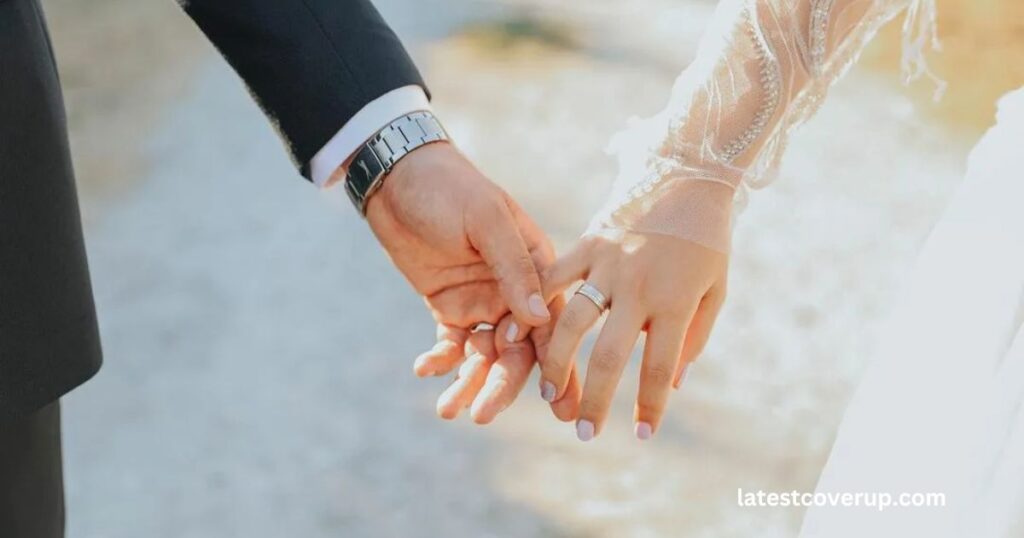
[540,229,728,441]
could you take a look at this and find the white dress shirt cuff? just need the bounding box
[310,85,432,188]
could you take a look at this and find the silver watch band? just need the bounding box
[344,110,448,215]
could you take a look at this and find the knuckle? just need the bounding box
[477,193,506,216]
[495,253,538,287]
[501,337,530,354]
[505,347,535,369]
[660,299,695,319]
[589,347,625,374]
[510,253,538,279]
[557,307,587,335]
[643,364,674,387]
[501,345,533,367]
[469,198,508,232]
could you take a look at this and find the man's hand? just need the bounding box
[413,266,583,425]
[364,141,551,334]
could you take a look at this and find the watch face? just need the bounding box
[345,144,386,213]
[355,158,372,181]
[344,176,363,210]
[345,112,444,214]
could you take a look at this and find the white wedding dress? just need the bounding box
[800,86,1024,537]
[587,0,1024,535]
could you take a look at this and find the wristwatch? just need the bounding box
[344,110,449,215]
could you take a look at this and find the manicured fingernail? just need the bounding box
[635,421,652,440]
[505,321,519,343]
[528,293,550,318]
[540,381,556,402]
[576,420,595,442]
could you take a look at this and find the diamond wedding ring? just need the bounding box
[574,282,610,311]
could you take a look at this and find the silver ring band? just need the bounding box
[470,322,496,334]
[574,282,610,311]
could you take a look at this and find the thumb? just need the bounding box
[469,199,550,329]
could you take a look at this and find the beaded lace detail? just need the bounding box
[721,6,783,163]
[589,0,943,253]
[807,0,837,75]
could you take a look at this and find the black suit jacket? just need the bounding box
[0,0,425,419]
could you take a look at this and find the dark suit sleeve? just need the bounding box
[178,0,427,179]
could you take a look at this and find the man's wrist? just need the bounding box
[364,140,456,221]
[343,110,449,215]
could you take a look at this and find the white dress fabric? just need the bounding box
[800,86,1024,537]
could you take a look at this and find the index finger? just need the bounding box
[469,199,550,327]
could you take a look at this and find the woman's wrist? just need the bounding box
[591,166,737,254]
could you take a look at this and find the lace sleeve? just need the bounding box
[587,0,943,252]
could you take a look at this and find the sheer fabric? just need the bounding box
[588,0,942,252]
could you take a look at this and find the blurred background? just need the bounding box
[44,0,1022,536]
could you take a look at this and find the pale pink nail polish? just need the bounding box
[540,381,556,402]
[576,420,595,442]
[528,293,550,318]
[505,321,519,343]
[635,421,653,440]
